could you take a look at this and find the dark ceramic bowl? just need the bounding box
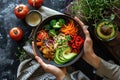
[33,14,85,67]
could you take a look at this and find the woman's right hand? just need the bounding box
[74,17,101,69]
[74,17,94,55]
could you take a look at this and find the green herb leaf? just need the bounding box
[65,35,71,41]
[69,0,120,26]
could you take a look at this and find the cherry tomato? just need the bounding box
[9,27,23,41]
[37,30,49,41]
[28,0,43,8]
[14,4,29,19]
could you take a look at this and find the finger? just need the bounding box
[32,41,38,56]
[35,56,47,68]
[83,27,90,38]
[74,17,90,38]
[84,29,93,46]
[74,16,84,27]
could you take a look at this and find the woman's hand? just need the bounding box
[74,17,101,69]
[32,42,66,80]
[74,17,94,55]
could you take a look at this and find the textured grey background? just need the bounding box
[0,0,28,79]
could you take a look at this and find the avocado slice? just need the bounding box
[54,49,66,64]
[54,57,65,64]
[59,54,67,61]
[57,46,71,60]
[62,52,77,61]
[95,20,118,41]
[54,46,77,64]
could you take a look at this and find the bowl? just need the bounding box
[33,14,85,67]
[95,19,118,41]
[25,10,42,27]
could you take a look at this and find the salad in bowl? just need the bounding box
[33,14,85,67]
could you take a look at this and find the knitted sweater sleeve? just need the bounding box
[96,58,120,80]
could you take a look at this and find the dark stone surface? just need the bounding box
[0,0,28,79]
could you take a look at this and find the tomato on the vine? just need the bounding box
[9,27,23,41]
[14,4,29,19]
[28,0,43,8]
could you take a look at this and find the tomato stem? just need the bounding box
[13,30,18,35]
[18,7,23,12]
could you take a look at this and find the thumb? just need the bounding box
[74,16,84,27]
[35,56,47,68]
[83,27,90,39]
[32,41,38,56]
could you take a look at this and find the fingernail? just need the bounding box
[83,25,88,29]
[74,16,77,18]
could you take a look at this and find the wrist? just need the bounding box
[56,73,66,80]
[91,53,101,69]
[57,73,71,80]
[56,67,67,80]
[83,52,101,69]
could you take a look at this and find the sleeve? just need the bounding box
[96,58,120,80]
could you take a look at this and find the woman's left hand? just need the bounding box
[32,42,66,80]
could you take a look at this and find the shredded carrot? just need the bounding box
[60,20,78,36]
